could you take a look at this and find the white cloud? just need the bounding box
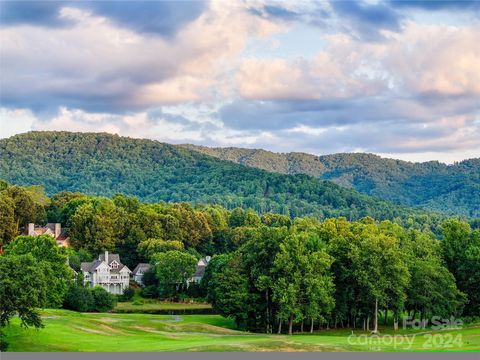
[236,22,480,100]
[0,108,35,138]
[385,22,480,96]
[0,1,284,110]
[1,2,479,163]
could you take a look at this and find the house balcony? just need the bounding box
[95,277,129,284]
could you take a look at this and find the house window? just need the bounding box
[111,261,119,269]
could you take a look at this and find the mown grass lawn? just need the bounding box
[4,309,480,352]
[114,300,212,313]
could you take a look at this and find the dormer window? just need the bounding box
[110,260,119,269]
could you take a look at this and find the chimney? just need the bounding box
[28,223,35,236]
[55,223,61,239]
[105,250,108,264]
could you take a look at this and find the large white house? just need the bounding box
[81,251,131,294]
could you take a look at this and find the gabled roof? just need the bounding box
[81,257,131,274]
[132,263,151,275]
[80,259,105,273]
[110,264,131,274]
[98,253,121,265]
[198,259,207,267]
[119,265,132,273]
[24,226,53,236]
[80,262,91,272]
[56,229,69,241]
[24,223,70,241]
[192,257,210,278]
[193,264,206,278]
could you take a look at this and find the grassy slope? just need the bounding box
[114,300,212,313]
[4,309,479,352]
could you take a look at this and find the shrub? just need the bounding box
[63,285,94,312]
[119,286,135,302]
[141,285,158,298]
[141,268,158,287]
[186,282,204,298]
[91,286,117,312]
[132,299,144,306]
[0,330,9,352]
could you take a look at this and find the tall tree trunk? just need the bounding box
[366,315,370,331]
[384,309,388,326]
[310,318,314,333]
[288,314,293,335]
[265,289,270,333]
[300,319,304,332]
[363,318,366,331]
[277,320,282,334]
[373,298,379,333]
[394,315,399,331]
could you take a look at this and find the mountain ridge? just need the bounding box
[0,131,441,224]
[181,144,480,217]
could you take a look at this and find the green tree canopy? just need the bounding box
[137,238,184,260]
[152,250,198,298]
[4,235,72,308]
[0,254,49,350]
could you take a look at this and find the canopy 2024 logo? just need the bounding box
[347,317,463,351]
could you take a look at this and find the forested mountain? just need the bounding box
[182,145,480,217]
[0,132,441,224]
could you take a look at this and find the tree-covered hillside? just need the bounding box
[182,145,480,217]
[0,131,438,223]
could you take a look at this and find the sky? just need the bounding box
[0,0,479,163]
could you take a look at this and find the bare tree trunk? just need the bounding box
[373,298,379,333]
[265,289,270,334]
[310,318,314,333]
[288,314,293,335]
[277,320,282,334]
[363,318,366,331]
[366,315,370,331]
[394,315,399,331]
[300,319,304,332]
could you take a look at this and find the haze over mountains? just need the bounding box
[182,145,480,217]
